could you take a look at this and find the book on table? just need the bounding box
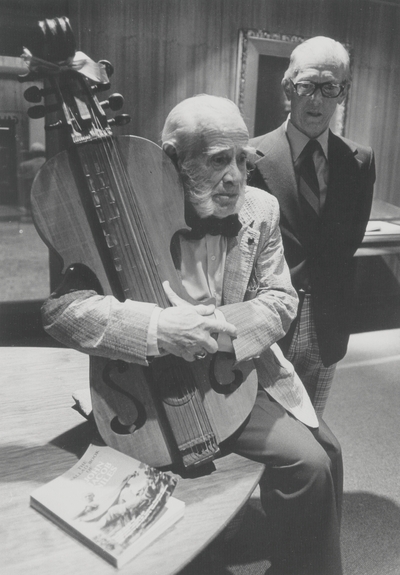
[30,444,185,568]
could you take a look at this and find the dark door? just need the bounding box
[0,119,18,205]
[254,55,290,137]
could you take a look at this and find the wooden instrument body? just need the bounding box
[90,353,257,468]
[31,136,188,300]
[31,136,258,468]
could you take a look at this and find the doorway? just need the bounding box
[0,118,18,205]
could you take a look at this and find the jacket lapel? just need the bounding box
[324,132,359,217]
[253,125,303,238]
[223,205,260,305]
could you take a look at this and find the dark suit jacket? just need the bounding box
[249,123,376,366]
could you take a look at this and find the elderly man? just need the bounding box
[249,37,375,415]
[42,95,343,575]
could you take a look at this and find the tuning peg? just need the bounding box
[99,60,114,77]
[24,86,42,103]
[18,71,39,83]
[91,81,111,94]
[100,93,124,111]
[24,86,54,103]
[108,114,131,127]
[27,105,45,119]
[27,103,59,119]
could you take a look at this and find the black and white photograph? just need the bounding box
[1,1,400,574]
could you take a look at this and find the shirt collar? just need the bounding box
[285,115,329,162]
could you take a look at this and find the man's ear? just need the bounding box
[162,142,178,165]
[338,83,350,105]
[282,78,292,101]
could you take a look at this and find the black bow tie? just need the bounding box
[184,210,242,240]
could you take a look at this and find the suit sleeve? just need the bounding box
[220,194,298,363]
[41,266,157,365]
[247,151,268,192]
[351,148,376,253]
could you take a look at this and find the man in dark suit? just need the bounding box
[249,36,376,414]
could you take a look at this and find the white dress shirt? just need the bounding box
[147,233,233,355]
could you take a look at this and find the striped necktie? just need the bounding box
[295,139,321,216]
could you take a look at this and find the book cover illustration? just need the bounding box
[31,444,184,567]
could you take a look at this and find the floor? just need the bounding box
[182,328,400,575]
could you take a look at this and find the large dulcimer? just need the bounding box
[22,16,257,470]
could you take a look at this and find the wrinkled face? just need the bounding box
[284,51,348,138]
[180,112,250,218]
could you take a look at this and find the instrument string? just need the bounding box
[107,137,168,302]
[107,142,168,303]
[162,359,218,457]
[98,136,160,299]
[85,116,166,304]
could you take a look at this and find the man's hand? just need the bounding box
[157,282,237,361]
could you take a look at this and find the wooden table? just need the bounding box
[0,347,264,575]
[357,199,400,256]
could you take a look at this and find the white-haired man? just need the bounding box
[43,94,343,575]
[250,36,375,414]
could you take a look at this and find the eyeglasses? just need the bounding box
[290,80,346,98]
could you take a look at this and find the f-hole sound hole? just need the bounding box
[103,360,147,434]
[209,353,244,394]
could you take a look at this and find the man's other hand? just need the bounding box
[157,282,237,361]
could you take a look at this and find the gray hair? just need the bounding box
[283,36,351,84]
[161,94,247,162]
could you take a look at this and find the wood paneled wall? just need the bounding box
[0,0,397,203]
[1,0,397,204]
[66,0,400,207]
